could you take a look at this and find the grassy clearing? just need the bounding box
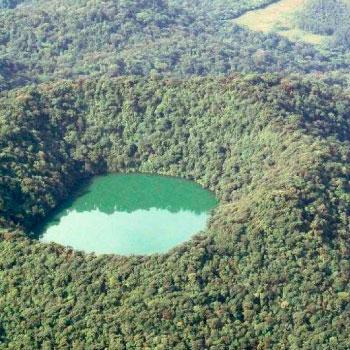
[235,0,327,45]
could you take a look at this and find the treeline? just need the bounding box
[2,74,349,230]
[297,0,350,48]
[0,75,349,348]
[0,0,350,91]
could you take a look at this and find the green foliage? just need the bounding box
[1,0,350,348]
[297,0,349,36]
[0,75,349,348]
[296,0,350,49]
[0,0,350,91]
[0,0,26,9]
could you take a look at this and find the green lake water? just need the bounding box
[36,174,218,255]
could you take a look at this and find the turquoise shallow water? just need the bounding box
[35,174,218,255]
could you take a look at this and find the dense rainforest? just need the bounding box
[1,75,350,349]
[1,0,350,349]
[297,0,350,48]
[1,0,350,91]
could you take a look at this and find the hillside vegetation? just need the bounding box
[1,0,350,91]
[1,0,350,349]
[236,0,350,48]
[0,75,350,348]
[297,0,350,47]
[235,0,327,44]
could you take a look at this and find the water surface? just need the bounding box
[35,174,217,255]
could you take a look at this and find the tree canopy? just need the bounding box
[1,75,350,348]
[1,1,350,349]
[0,0,350,91]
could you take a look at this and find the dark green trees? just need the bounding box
[297,0,350,36]
[0,75,349,348]
[0,0,350,92]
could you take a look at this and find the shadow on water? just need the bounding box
[32,173,218,240]
[71,173,217,214]
[30,177,93,239]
